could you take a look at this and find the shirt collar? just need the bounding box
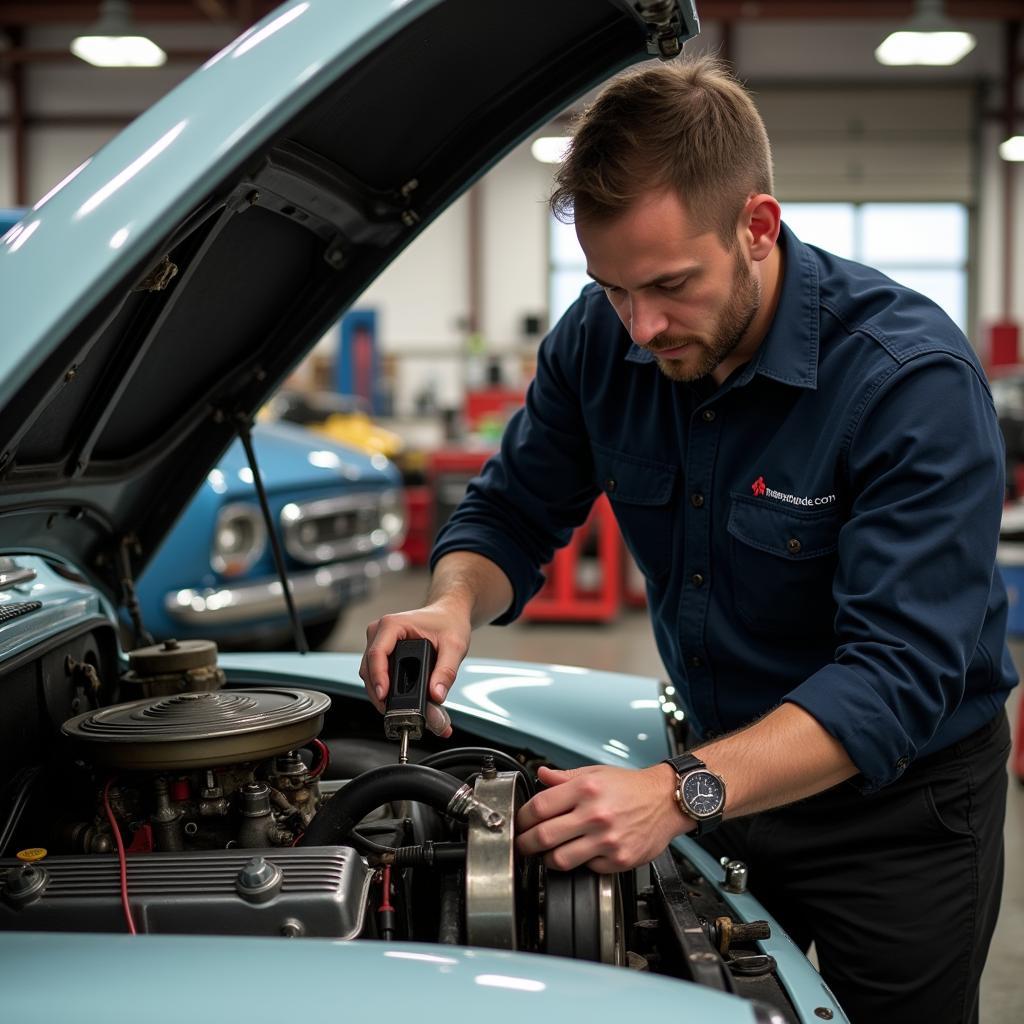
[623,221,820,391]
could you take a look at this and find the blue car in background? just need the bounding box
[0,209,404,651]
[0,3,847,1023]
[136,419,405,649]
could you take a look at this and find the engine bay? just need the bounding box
[0,621,798,1021]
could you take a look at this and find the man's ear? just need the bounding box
[741,194,781,262]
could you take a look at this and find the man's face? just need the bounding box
[576,189,761,383]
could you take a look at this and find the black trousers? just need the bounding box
[697,712,1011,1024]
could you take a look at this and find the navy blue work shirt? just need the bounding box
[432,222,1018,791]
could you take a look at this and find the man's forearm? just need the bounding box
[693,702,857,819]
[429,551,514,629]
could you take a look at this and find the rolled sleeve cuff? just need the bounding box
[784,663,914,793]
[430,528,544,626]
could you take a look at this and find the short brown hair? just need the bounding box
[550,56,773,244]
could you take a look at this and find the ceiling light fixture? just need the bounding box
[71,0,167,68]
[875,0,976,67]
[531,137,571,164]
[999,136,1024,162]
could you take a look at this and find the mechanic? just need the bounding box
[360,57,1015,1023]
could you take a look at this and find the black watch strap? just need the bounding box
[663,753,724,836]
[664,753,705,775]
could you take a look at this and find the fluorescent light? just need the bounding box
[999,136,1024,162]
[875,30,975,66]
[71,1,166,68]
[531,136,571,164]
[874,0,975,67]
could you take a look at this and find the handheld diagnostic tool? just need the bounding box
[384,639,436,763]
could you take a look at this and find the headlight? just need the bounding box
[211,504,267,577]
[378,488,407,548]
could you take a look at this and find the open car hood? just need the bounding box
[0,0,699,604]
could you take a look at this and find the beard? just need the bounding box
[649,250,761,383]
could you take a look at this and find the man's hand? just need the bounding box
[515,763,690,873]
[358,601,471,738]
[359,552,514,738]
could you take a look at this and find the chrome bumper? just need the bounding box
[164,552,406,626]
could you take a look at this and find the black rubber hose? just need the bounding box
[299,763,465,847]
[419,748,537,798]
[438,869,464,944]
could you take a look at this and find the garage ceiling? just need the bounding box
[0,1,1022,25]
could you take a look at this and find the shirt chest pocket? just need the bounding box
[726,494,841,638]
[591,443,678,582]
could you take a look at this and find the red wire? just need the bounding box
[379,865,394,912]
[308,738,330,779]
[102,778,137,936]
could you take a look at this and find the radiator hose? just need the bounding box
[299,763,467,847]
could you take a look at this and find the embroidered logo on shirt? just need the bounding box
[751,476,836,507]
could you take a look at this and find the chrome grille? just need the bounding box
[281,490,401,564]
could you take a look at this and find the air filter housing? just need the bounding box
[61,688,331,769]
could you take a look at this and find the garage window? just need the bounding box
[549,215,591,326]
[548,201,968,335]
[784,202,969,333]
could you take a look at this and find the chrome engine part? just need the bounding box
[461,771,624,963]
[465,771,524,950]
[0,846,370,938]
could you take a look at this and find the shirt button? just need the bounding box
[605,478,617,493]
[690,492,705,508]
[786,537,802,554]
[702,409,716,423]
[689,655,703,668]
[691,572,705,587]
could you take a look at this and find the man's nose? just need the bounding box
[628,294,668,346]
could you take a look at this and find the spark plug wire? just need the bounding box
[308,738,330,779]
[377,864,396,940]
[102,778,137,935]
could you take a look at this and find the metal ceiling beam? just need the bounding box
[0,3,276,24]
[698,1,1024,17]
[193,0,230,18]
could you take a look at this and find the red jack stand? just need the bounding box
[1014,695,1024,785]
[522,496,623,623]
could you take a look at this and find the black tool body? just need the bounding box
[385,639,436,758]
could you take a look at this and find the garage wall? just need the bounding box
[758,87,975,203]
[1,15,1020,407]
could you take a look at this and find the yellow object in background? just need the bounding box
[313,411,405,459]
[260,390,405,460]
[16,848,47,863]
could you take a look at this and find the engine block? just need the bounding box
[0,846,370,938]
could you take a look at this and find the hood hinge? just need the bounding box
[634,0,689,59]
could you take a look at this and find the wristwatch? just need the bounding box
[664,753,726,836]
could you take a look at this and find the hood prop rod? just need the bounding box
[118,537,153,648]
[235,416,309,654]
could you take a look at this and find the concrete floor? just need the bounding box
[330,567,1024,1022]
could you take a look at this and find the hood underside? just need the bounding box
[0,0,698,604]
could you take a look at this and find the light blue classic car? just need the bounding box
[0,230,406,656]
[0,2,845,1023]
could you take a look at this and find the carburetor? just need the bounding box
[60,685,331,854]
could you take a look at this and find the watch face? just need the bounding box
[681,769,724,819]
